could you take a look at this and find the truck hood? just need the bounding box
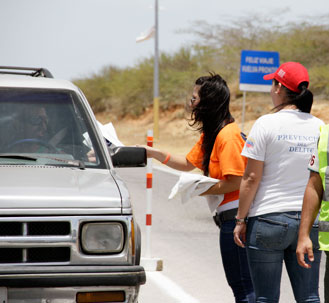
[0,166,123,215]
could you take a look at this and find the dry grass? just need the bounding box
[96,95,329,155]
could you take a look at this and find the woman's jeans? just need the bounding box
[246,212,321,303]
[220,219,255,302]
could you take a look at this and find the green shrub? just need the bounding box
[74,14,329,117]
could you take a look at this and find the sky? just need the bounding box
[0,0,328,80]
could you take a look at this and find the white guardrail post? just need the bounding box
[140,130,163,271]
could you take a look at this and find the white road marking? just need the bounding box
[146,271,200,303]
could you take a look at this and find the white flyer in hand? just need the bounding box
[169,172,224,214]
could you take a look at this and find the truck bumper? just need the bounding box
[0,265,146,288]
[0,285,141,303]
[0,266,146,302]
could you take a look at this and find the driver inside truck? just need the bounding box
[8,105,52,153]
[8,104,98,163]
[25,106,49,141]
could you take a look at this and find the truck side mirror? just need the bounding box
[110,146,147,168]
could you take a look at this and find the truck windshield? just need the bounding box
[0,88,106,168]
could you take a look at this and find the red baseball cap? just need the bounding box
[263,62,309,93]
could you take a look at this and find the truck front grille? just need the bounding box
[0,220,71,264]
[0,221,70,236]
[0,247,70,263]
[0,215,129,266]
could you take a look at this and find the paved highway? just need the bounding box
[116,166,325,303]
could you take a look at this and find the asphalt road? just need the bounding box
[116,166,325,303]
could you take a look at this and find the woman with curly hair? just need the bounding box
[145,73,255,302]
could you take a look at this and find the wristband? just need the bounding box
[235,216,246,225]
[162,153,171,164]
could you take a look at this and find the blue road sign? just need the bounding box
[239,50,280,92]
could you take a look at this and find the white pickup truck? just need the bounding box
[0,66,146,302]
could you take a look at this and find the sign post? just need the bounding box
[153,0,159,140]
[239,50,280,131]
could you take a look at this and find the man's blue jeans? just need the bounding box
[325,251,329,303]
[220,219,255,302]
[246,212,321,303]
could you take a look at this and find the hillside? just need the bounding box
[96,94,329,156]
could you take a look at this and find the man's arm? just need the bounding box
[296,171,323,268]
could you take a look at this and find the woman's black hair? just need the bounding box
[273,79,313,113]
[189,72,233,176]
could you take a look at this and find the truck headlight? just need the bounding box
[81,222,124,254]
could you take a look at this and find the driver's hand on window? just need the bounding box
[87,149,96,163]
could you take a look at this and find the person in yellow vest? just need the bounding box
[297,124,329,302]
